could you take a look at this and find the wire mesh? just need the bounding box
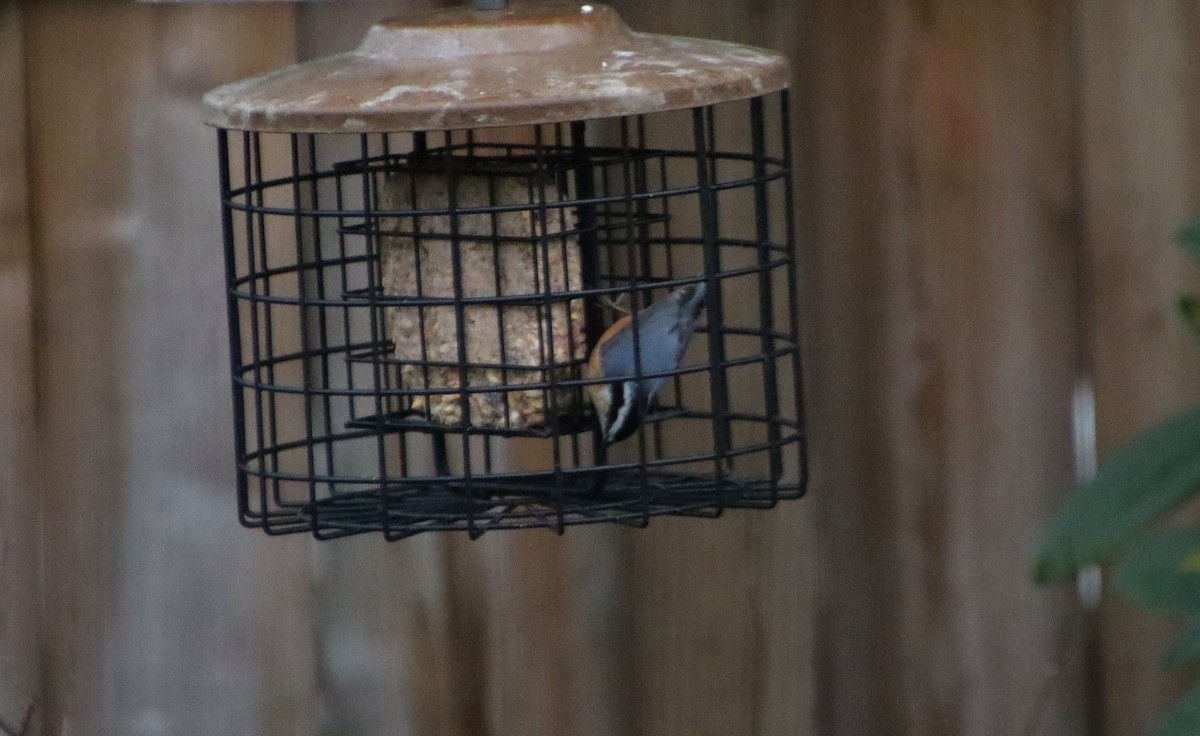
[217,93,806,539]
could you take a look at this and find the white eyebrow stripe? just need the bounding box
[608,381,639,442]
[596,384,614,436]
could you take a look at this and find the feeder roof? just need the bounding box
[201,2,790,133]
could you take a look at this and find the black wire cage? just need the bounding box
[206,4,806,539]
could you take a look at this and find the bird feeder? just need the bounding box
[203,1,806,539]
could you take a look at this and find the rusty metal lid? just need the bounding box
[201,2,789,133]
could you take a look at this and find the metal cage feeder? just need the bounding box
[203,1,807,539]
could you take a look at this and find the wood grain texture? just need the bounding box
[0,2,39,735]
[291,6,640,736]
[25,5,152,731]
[292,8,493,736]
[118,8,317,736]
[797,2,1086,734]
[606,2,815,735]
[1076,2,1200,733]
[24,3,306,734]
[27,2,1198,735]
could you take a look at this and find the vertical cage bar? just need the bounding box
[656,133,685,421]
[554,122,584,470]
[485,166,513,431]
[304,134,339,500]
[705,105,718,183]
[333,157,357,431]
[290,134,322,520]
[750,97,783,490]
[443,131,479,536]
[570,120,607,467]
[619,116,651,521]
[251,132,282,508]
[522,159,550,437]
[358,133,395,539]
[408,148,436,426]
[692,106,732,499]
[634,115,667,462]
[241,132,270,528]
[532,125,566,532]
[218,130,252,525]
[599,145,615,291]
[778,90,808,489]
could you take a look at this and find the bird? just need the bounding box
[585,279,708,444]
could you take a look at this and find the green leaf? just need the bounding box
[1180,296,1200,339]
[1115,528,1200,613]
[1033,406,1200,583]
[1179,216,1200,260]
[1165,619,1200,667]
[1156,682,1200,736]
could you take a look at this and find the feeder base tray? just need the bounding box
[244,470,802,540]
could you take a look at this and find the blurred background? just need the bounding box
[2,1,1199,734]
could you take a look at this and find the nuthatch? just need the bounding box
[585,280,707,444]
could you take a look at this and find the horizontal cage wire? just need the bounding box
[217,93,807,539]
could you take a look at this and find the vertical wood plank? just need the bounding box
[0,2,39,734]
[311,534,486,736]
[24,3,314,734]
[1077,2,1200,733]
[605,2,815,735]
[290,7,492,736]
[25,5,154,731]
[118,7,319,736]
[798,1,1086,734]
[291,6,634,736]
[477,534,574,736]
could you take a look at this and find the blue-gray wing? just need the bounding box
[598,282,706,400]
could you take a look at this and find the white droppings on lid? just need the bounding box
[625,56,686,70]
[363,81,468,107]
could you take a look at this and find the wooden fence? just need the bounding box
[2,1,1198,734]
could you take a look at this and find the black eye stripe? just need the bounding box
[604,381,625,434]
